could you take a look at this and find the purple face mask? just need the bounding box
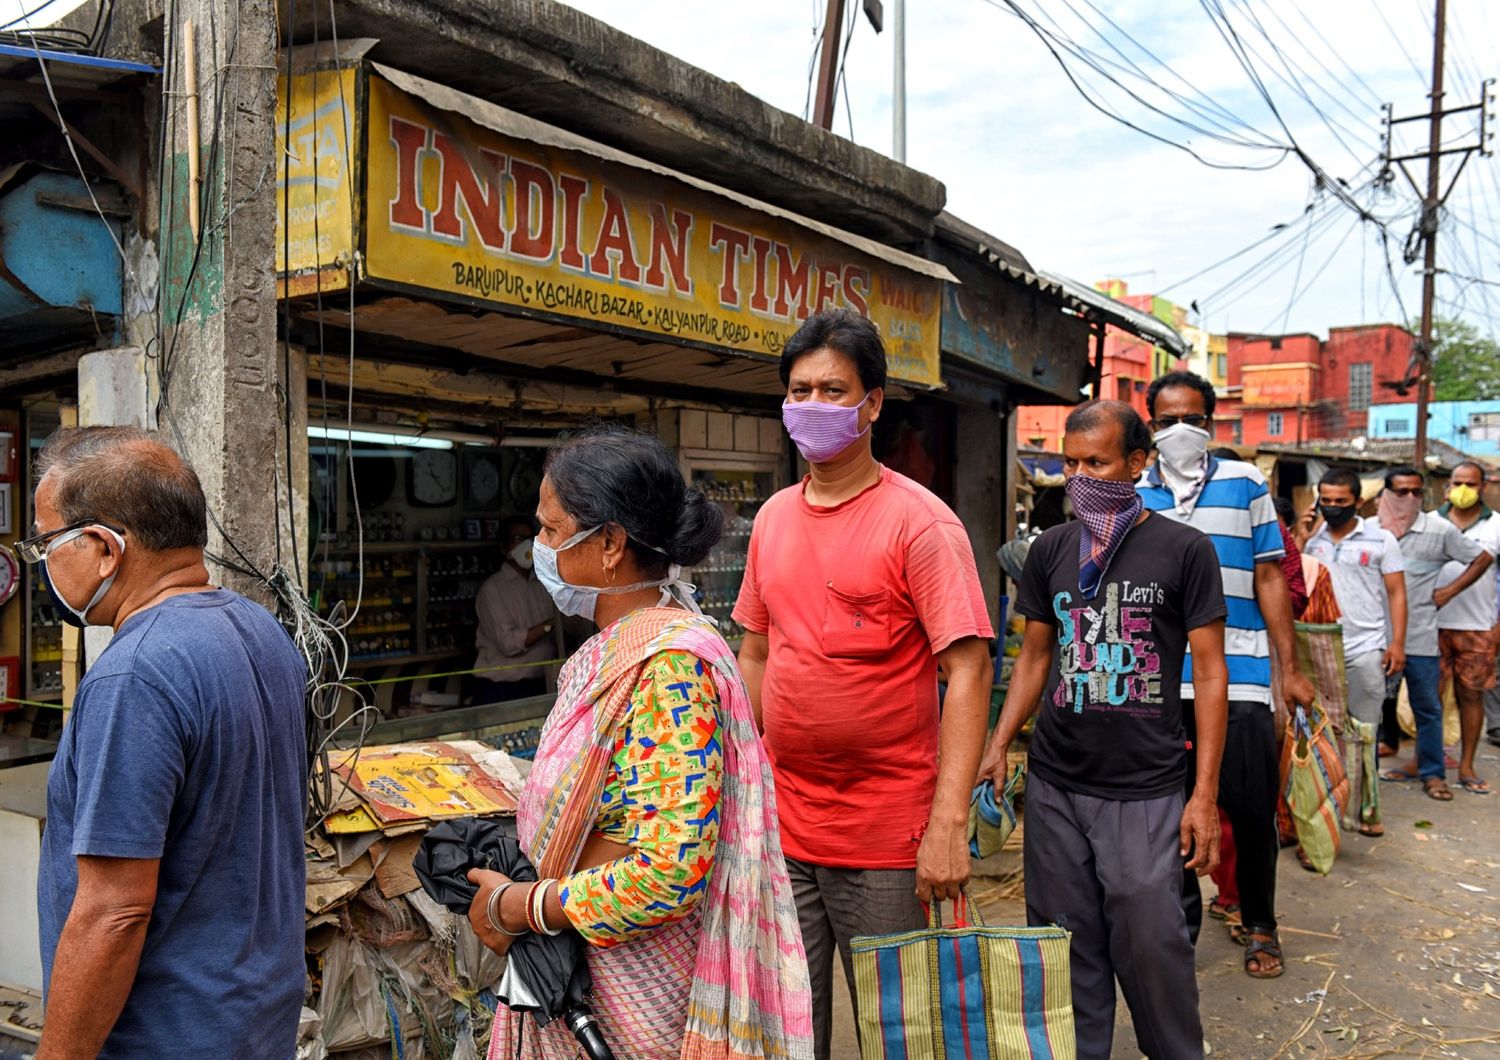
[782,394,871,463]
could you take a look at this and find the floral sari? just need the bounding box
[487,608,813,1060]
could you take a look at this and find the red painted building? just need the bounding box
[1320,324,1416,438]
[1215,324,1413,447]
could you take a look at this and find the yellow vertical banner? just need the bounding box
[274,68,357,296]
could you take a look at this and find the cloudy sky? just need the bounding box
[559,0,1500,341]
[3,0,1496,339]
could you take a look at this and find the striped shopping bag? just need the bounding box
[1283,701,1351,875]
[850,895,1075,1060]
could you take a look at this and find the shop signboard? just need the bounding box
[357,74,943,387]
[274,69,357,296]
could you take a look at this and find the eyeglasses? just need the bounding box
[1386,487,1424,498]
[14,519,126,564]
[1151,414,1209,429]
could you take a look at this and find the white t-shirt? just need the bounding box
[1436,509,1500,632]
[1303,517,1405,660]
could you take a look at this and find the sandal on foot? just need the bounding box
[1379,768,1417,782]
[1423,777,1454,801]
[1244,931,1284,979]
[1458,777,1491,795]
[1208,897,1240,921]
[1227,919,1249,945]
[1358,822,1385,837]
[1296,847,1318,873]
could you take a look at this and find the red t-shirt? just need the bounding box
[733,466,994,868]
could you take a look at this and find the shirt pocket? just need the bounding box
[820,583,892,658]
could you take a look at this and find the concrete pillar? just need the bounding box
[955,402,1006,632]
[77,347,153,666]
[158,0,291,604]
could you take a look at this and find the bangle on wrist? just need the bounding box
[528,879,563,936]
[486,881,527,937]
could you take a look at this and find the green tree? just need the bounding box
[1422,317,1500,401]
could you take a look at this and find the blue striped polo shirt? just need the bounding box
[1137,457,1285,705]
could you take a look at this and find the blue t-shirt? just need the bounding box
[39,590,307,1059]
[1138,457,1286,706]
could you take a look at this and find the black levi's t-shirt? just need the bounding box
[1015,513,1227,801]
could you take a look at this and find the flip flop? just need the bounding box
[1423,777,1454,801]
[1458,777,1492,795]
[1379,768,1417,782]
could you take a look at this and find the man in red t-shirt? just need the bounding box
[734,309,994,1058]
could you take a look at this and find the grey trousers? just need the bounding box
[1346,650,1387,728]
[1025,773,1204,1060]
[785,857,926,1060]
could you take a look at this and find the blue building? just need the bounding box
[1367,400,1500,458]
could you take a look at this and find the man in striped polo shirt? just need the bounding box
[1138,371,1315,982]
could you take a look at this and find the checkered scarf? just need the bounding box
[1065,473,1143,600]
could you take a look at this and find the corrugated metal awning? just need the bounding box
[1038,271,1191,359]
[930,211,1190,359]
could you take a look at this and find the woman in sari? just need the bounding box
[468,427,813,1060]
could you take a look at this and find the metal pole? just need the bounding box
[892,0,906,162]
[1415,0,1447,470]
[812,0,846,131]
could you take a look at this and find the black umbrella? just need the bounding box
[415,818,614,1060]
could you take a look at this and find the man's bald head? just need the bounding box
[36,426,208,552]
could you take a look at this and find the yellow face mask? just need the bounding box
[1449,484,1480,510]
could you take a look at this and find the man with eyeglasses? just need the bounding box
[1374,466,1493,801]
[27,427,307,1059]
[1136,371,1314,982]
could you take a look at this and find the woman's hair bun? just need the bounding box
[544,425,725,576]
[667,487,723,568]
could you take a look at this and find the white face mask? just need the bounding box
[42,525,126,627]
[1153,423,1212,513]
[530,526,701,623]
[508,539,534,571]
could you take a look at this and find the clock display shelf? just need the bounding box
[311,542,499,673]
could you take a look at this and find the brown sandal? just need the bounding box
[1424,777,1454,801]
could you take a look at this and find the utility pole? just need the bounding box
[892,0,906,161]
[812,0,845,130]
[1379,0,1494,469]
[1414,0,1447,471]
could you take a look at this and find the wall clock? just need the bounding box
[0,547,17,606]
[408,448,459,507]
[464,452,503,510]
